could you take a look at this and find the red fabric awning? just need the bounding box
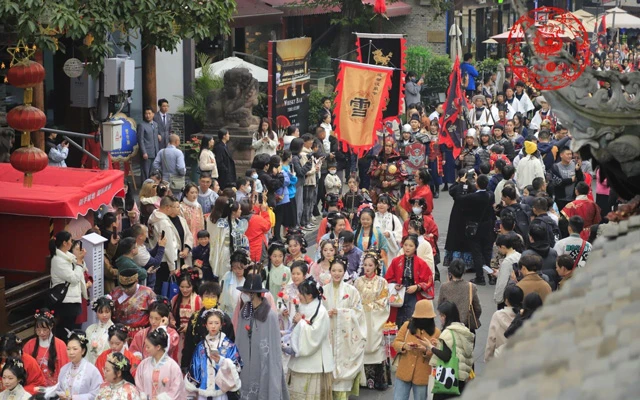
[362,0,412,17]
[0,164,125,218]
[233,0,284,27]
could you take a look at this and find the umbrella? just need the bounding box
[588,7,640,30]
[449,23,463,61]
[194,56,268,82]
[482,38,498,44]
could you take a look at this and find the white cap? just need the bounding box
[402,124,412,133]
[466,128,477,138]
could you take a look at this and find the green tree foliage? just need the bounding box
[309,89,335,126]
[405,46,452,92]
[0,0,236,75]
[477,58,501,78]
[179,54,223,126]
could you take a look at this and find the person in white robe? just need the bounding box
[288,277,335,400]
[468,95,495,128]
[354,251,391,391]
[0,358,31,400]
[45,331,103,400]
[322,259,366,400]
[85,297,115,364]
[374,196,403,259]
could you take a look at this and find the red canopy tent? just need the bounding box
[0,164,124,282]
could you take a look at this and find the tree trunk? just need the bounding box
[142,44,157,111]
[31,50,45,151]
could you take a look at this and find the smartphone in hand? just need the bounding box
[161,230,166,240]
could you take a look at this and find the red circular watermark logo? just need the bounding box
[507,7,590,91]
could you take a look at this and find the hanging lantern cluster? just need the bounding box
[5,40,48,187]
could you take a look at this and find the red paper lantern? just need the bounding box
[10,145,48,187]
[7,105,46,132]
[6,60,45,88]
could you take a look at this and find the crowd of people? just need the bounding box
[8,54,627,400]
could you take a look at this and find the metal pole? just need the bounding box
[61,135,100,163]
[611,0,619,43]
[367,40,372,64]
[41,128,96,140]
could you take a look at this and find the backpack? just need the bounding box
[505,204,531,247]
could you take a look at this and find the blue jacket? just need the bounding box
[276,167,292,205]
[282,165,298,200]
[460,62,479,90]
[187,334,241,397]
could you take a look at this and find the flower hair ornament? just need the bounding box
[356,203,375,219]
[91,295,115,312]
[108,324,129,336]
[154,295,171,307]
[66,329,88,345]
[358,247,382,276]
[202,308,226,323]
[34,309,55,321]
[107,353,130,370]
[176,266,202,282]
[4,358,24,370]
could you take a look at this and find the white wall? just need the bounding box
[156,41,184,110]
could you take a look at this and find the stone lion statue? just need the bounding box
[207,68,260,129]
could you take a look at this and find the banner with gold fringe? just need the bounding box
[333,61,393,157]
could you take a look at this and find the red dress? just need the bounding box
[399,185,434,216]
[129,326,180,363]
[245,206,272,262]
[23,337,69,387]
[385,254,434,323]
[95,348,140,379]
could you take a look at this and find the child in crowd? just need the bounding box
[246,168,263,194]
[192,230,216,282]
[324,159,342,198]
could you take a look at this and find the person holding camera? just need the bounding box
[45,131,69,167]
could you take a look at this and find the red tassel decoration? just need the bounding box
[374,0,387,15]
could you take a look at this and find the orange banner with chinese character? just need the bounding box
[333,61,393,156]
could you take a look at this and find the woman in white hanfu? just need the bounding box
[95,352,141,400]
[373,195,403,259]
[0,358,31,400]
[45,331,103,400]
[322,258,366,400]
[354,250,391,390]
[85,297,115,364]
[288,277,335,400]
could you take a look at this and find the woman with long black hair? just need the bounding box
[385,235,434,329]
[198,134,218,179]
[207,196,248,280]
[252,117,278,156]
[353,206,391,274]
[288,277,334,400]
[0,334,46,394]
[49,230,88,338]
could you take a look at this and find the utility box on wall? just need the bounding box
[104,57,135,96]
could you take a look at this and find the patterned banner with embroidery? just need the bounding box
[333,61,393,157]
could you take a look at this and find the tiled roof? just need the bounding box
[461,216,640,399]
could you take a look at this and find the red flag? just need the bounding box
[438,57,469,159]
[598,14,606,46]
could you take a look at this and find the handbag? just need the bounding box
[162,275,180,301]
[162,149,186,191]
[467,283,479,331]
[388,283,406,308]
[431,334,461,396]
[47,282,70,308]
[391,328,409,372]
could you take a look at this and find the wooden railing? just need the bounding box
[0,274,51,340]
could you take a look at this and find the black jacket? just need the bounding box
[257,170,285,208]
[532,214,560,247]
[213,141,236,189]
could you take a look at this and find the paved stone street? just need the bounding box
[306,190,496,400]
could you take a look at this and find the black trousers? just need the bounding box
[55,302,81,340]
[467,227,493,280]
[314,172,327,216]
